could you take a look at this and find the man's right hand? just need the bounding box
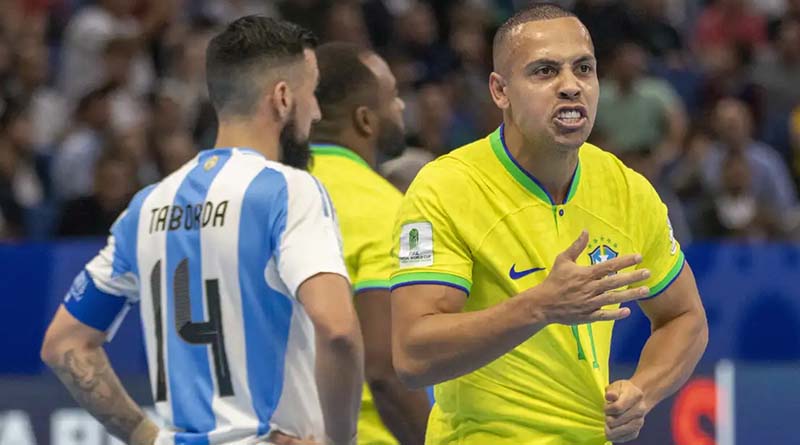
[529,230,651,325]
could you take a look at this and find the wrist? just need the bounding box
[521,284,553,326]
[628,376,655,414]
[129,417,159,445]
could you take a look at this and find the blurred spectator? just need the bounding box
[362,0,399,49]
[5,39,67,153]
[447,1,501,135]
[693,0,767,55]
[395,1,458,84]
[699,98,798,230]
[57,0,161,101]
[115,123,159,186]
[153,129,195,177]
[0,0,797,244]
[101,37,148,132]
[630,0,685,61]
[750,17,800,156]
[595,41,687,160]
[697,42,759,120]
[693,151,782,240]
[410,81,475,156]
[279,0,330,39]
[197,0,279,25]
[57,152,136,237]
[380,145,434,193]
[51,85,113,201]
[323,0,371,46]
[157,23,217,146]
[766,0,800,38]
[0,37,14,93]
[0,99,46,239]
[573,0,639,67]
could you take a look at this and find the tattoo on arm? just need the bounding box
[51,347,147,442]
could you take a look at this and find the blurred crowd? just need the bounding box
[1,0,800,244]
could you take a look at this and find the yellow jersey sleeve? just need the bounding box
[349,189,401,293]
[628,170,686,298]
[391,162,473,294]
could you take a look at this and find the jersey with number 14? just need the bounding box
[63,148,347,444]
[391,125,685,445]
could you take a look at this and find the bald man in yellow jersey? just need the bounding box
[310,42,431,445]
[390,5,708,445]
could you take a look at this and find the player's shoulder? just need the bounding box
[579,142,659,200]
[409,137,490,192]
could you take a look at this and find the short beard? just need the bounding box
[279,117,311,170]
[376,117,406,159]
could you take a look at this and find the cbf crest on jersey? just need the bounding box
[587,236,618,265]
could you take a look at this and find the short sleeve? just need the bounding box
[64,210,140,339]
[390,163,473,294]
[276,170,349,297]
[349,198,399,293]
[629,172,686,299]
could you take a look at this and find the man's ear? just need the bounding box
[489,72,509,110]
[270,80,294,121]
[353,105,376,137]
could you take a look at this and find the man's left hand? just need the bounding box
[604,380,647,443]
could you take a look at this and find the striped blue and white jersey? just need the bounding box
[63,148,349,444]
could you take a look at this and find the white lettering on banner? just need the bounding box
[51,409,104,445]
[0,411,36,445]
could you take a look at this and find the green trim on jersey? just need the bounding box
[488,126,581,205]
[391,271,472,293]
[311,144,370,168]
[648,250,686,297]
[353,279,392,292]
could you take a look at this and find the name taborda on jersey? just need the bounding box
[148,200,229,233]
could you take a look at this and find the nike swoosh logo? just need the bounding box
[509,264,546,280]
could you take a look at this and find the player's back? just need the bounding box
[124,148,328,443]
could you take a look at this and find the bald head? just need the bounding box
[492,4,590,75]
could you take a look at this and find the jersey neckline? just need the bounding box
[489,124,581,206]
[199,147,265,158]
[310,143,370,168]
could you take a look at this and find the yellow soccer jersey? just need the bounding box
[311,144,403,445]
[391,126,685,445]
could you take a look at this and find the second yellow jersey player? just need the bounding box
[391,125,685,445]
[311,144,403,445]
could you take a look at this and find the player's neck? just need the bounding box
[504,125,579,204]
[214,120,280,162]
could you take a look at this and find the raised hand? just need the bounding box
[530,230,651,324]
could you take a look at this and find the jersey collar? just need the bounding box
[489,124,581,205]
[310,143,370,168]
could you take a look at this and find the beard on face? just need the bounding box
[279,109,311,170]
[376,116,406,159]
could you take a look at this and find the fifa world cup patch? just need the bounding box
[399,222,433,267]
[667,217,678,255]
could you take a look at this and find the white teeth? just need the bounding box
[558,110,581,119]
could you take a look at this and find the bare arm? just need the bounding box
[632,264,708,411]
[40,307,158,445]
[299,273,364,445]
[355,289,430,444]
[392,231,650,388]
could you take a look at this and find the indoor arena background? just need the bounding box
[2,1,799,444]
